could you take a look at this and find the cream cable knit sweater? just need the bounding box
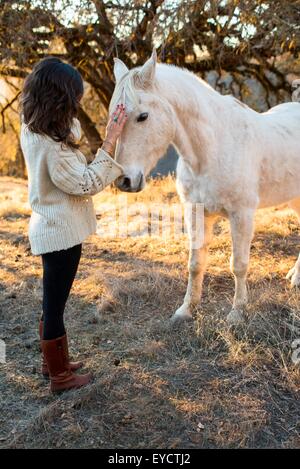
[20,119,123,255]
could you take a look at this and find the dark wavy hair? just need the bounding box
[20,57,84,148]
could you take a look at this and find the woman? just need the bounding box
[20,57,127,393]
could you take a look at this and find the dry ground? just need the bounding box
[0,176,299,449]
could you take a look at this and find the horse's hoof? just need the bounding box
[286,267,300,287]
[291,275,300,288]
[170,307,193,326]
[287,267,300,288]
[226,308,245,326]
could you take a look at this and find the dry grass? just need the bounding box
[0,176,299,449]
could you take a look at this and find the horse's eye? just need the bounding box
[137,112,148,122]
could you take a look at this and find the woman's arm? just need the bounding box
[47,105,127,196]
[48,146,123,196]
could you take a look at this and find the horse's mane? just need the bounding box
[109,63,183,115]
[109,62,220,116]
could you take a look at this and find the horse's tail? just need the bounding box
[292,79,300,102]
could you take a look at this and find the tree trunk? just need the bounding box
[15,141,26,178]
[77,106,103,154]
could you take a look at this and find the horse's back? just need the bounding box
[257,102,300,208]
[262,101,300,119]
[259,101,300,142]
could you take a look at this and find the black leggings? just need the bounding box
[41,244,82,340]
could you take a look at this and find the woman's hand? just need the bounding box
[102,104,128,156]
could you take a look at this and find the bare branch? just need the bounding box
[1,92,21,133]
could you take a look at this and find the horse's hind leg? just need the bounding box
[287,197,300,287]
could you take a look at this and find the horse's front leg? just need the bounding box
[227,208,255,325]
[171,214,215,323]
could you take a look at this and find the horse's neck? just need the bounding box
[157,67,226,173]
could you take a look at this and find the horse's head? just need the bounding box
[110,49,175,192]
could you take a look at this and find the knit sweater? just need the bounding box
[20,119,123,255]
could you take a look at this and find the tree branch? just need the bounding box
[77,106,103,154]
[92,0,114,34]
[1,92,21,133]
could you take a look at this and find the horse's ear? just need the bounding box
[137,48,157,88]
[113,58,129,83]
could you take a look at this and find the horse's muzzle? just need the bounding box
[115,172,144,192]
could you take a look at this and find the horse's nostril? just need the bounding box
[123,177,131,189]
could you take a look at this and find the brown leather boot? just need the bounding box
[39,321,83,377]
[41,335,92,393]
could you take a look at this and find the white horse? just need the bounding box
[110,49,300,325]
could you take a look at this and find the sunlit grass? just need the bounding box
[0,175,300,449]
